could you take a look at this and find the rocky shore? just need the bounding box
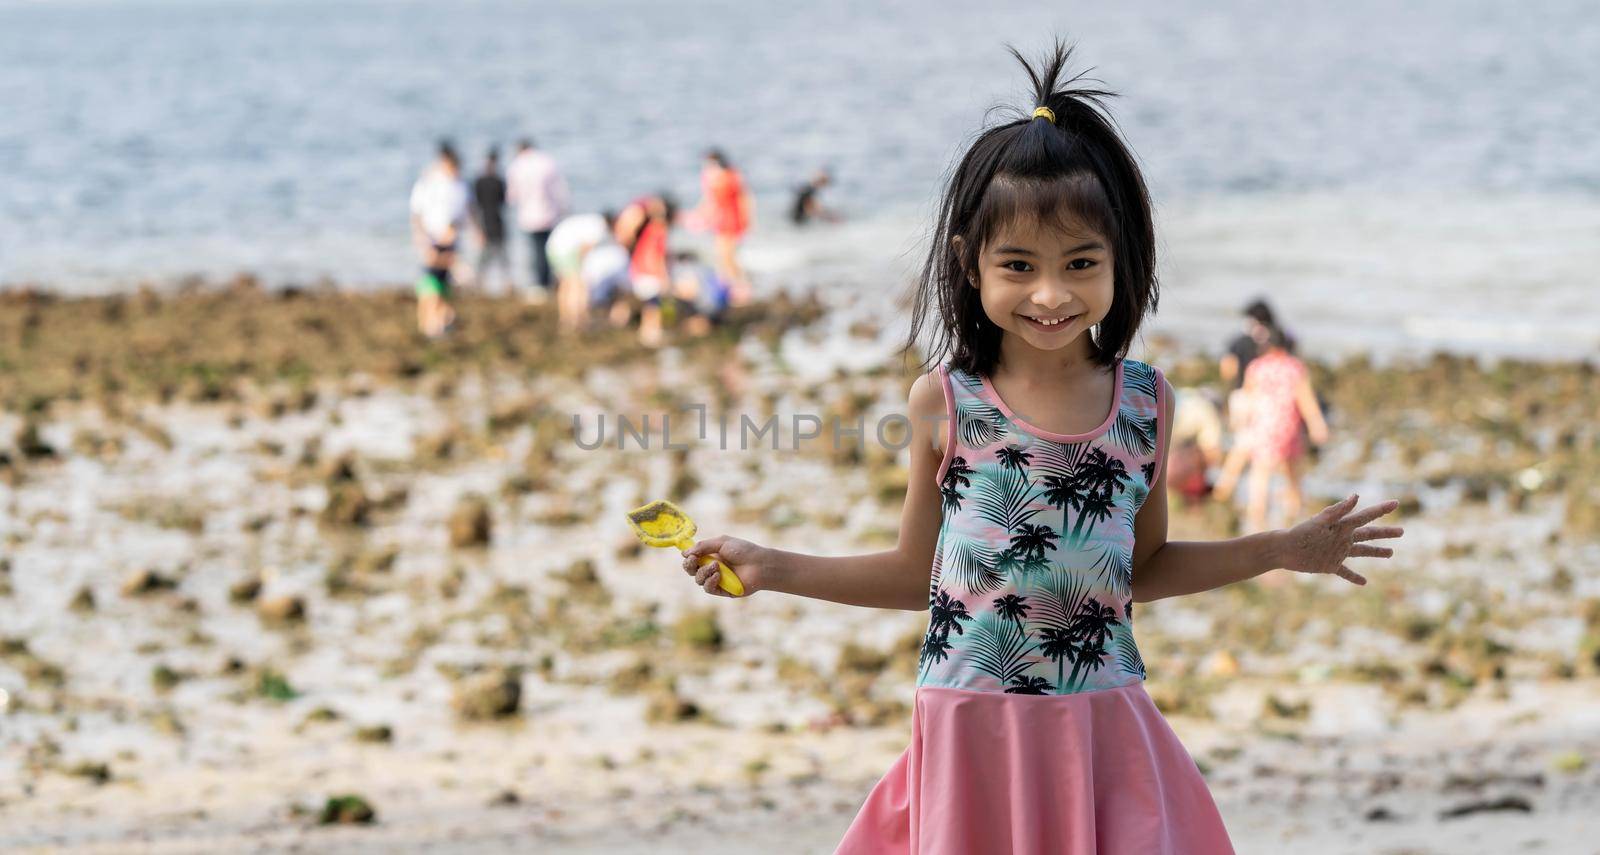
[0,281,1596,853]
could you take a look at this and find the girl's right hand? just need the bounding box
[681,535,771,598]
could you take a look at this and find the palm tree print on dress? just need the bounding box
[919,361,1164,695]
[919,589,975,676]
[940,456,974,514]
[1117,362,1160,456]
[920,631,955,672]
[1093,543,1134,594]
[1006,523,1058,572]
[955,392,1007,450]
[1108,403,1157,456]
[1030,568,1091,691]
[1079,447,1129,498]
[996,443,1032,472]
[993,593,1029,627]
[942,532,1006,595]
[1123,360,1160,400]
[993,593,1048,693]
[1115,626,1147,680]
[971,461,1043,547]
[973,453,1057,582]
[1037,445,1130,549]
[1005,674,1052,694]
[965,611,1034,688]
[1067,488,1118,548]
[1064,599,1121,690]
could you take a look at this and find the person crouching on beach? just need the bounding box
[409,142,468,337]
[616,193,675,348]
[545,210,615,334]
[667,249,731,338]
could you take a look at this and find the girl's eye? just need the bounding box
[1001,260,1033,273]
[1067,258,1097,271]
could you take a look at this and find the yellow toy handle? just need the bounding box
[680,539,745,596]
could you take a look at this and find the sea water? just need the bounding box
[0,0,1595,357]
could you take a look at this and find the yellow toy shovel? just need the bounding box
[625,500,745,596]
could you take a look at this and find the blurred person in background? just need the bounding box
[469,147,510,293]
[1214,324,1330,532]
[408,141,468,337]
[790,167,842,226]
[691,148,753,306]
[506,138,570,302]
[581,227,633,330]
[545,210,615,334]
[1219,298,1278,391]
[667,248,731,337]
[1168,386,1225,504]
[616,193,675,347]
[1212,298,1280,504]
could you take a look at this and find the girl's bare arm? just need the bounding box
[1295,377,1330,444]
[1130,378,1401,602]
[683,371,947,611]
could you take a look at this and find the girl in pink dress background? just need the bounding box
[1214,324,1331,533]
[677,41,1404,854]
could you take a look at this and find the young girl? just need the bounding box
[679,43,1402,854]
[1214,325,1331,533]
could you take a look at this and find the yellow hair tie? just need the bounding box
[1032,106,1056,123]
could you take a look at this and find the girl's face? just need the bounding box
[970,215,1114,358]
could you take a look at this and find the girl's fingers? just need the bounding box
[1319,494,1360,523]
[684,536,725,560]
[683,544,723,573]
[1353,525,1404,542]
[1335,564,1368,585]
[1348,544,1393,559]
[1343,500,1402,529]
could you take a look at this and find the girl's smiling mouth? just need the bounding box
[1020,313,1080,332]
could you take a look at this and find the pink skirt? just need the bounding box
[835,683,1235,855]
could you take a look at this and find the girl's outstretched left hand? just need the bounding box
[1278,494,1403,586]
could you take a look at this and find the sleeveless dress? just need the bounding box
[1240,348,1309,466]
[701,165,749,239]
[835,359,1236,854]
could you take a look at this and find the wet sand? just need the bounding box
[1,281,1597,854]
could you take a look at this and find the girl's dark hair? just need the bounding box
[1266,323,1293,351]
[908,40,1157,375]
[1243,298,1276,327]
[437,139,460,168]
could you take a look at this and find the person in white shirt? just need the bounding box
[408,142,469,337]
[505,138,571,300]
[544,211,612,333]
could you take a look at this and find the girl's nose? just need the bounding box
[1029,282,1076,311]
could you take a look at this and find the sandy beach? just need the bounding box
[0,281,1596,854]
[3,0,1597,850]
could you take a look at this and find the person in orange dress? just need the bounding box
[694,149,753,306]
